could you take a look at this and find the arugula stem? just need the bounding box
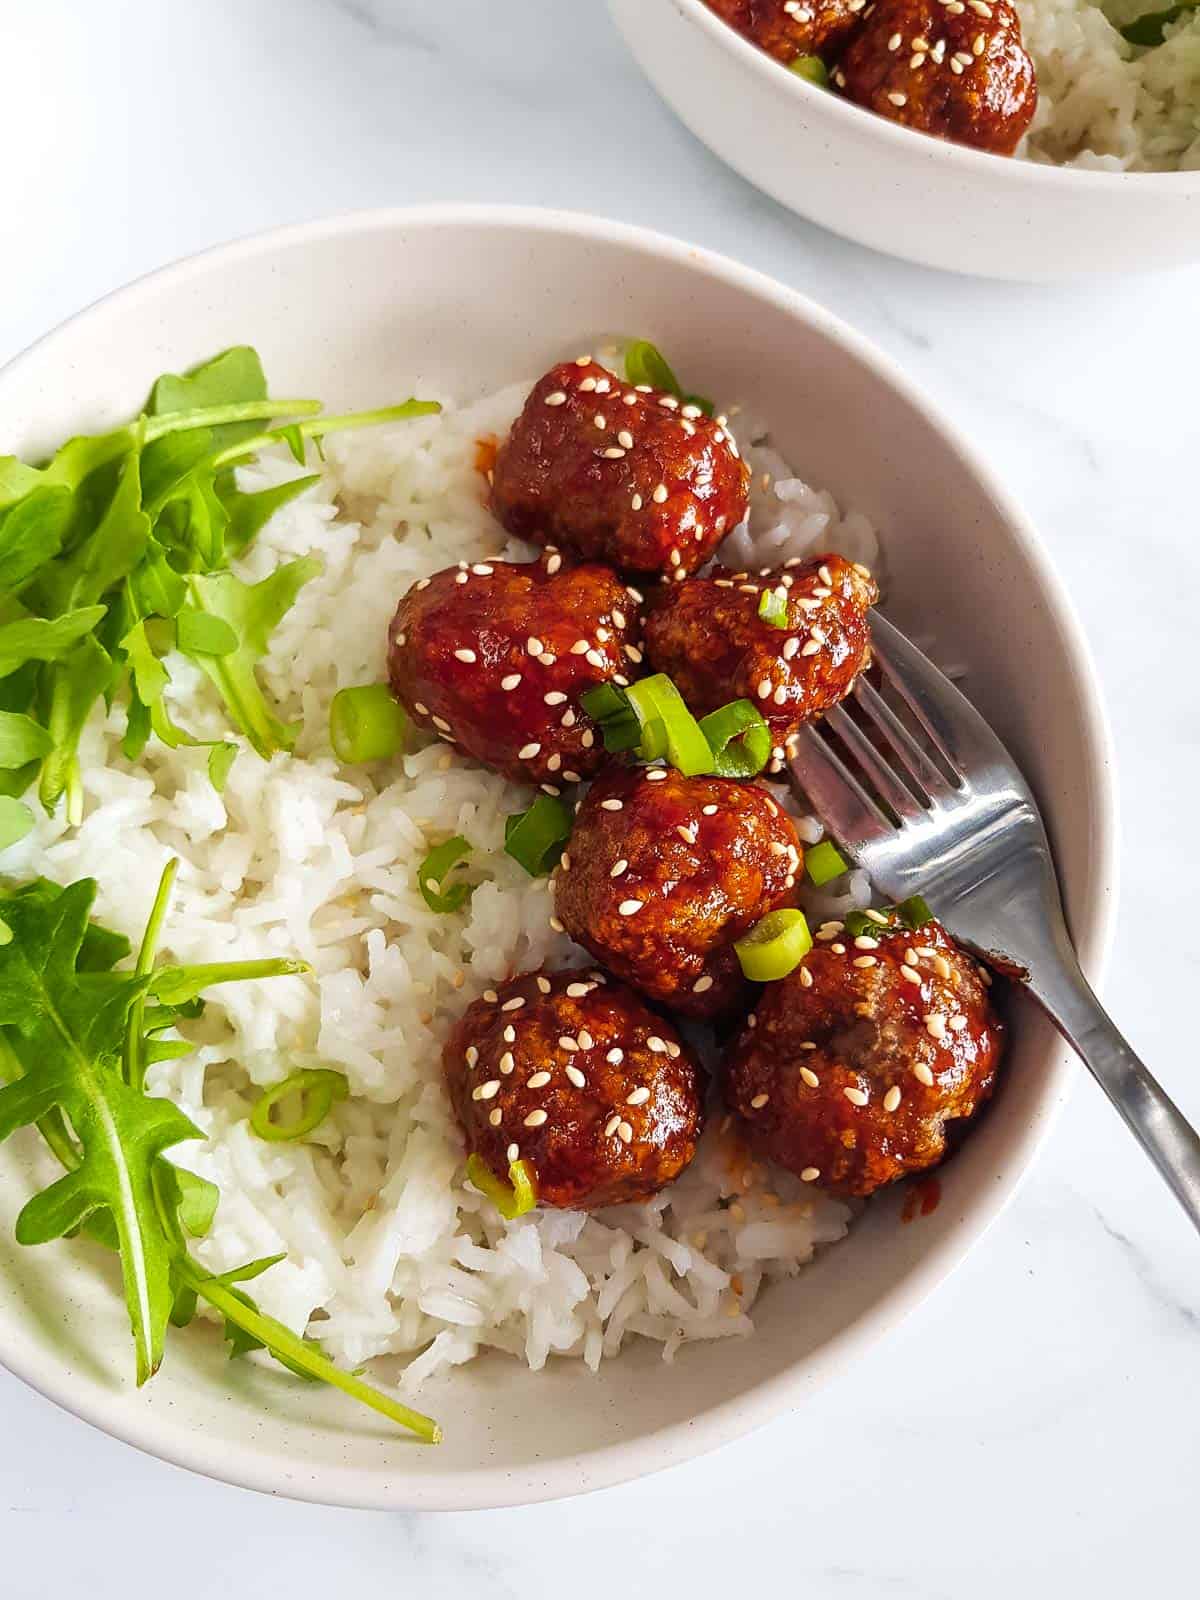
[0,1032,82,1171]
[152,957,311,1005]
[209,401,442,470]
[141,399,322,444]
[125,858,178,1092]
[65,757,83,828]
[174,1255,442,1443]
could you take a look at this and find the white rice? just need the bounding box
[6,375,879,1395]
[1019,0,1200,170]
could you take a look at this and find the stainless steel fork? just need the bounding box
[789,610,1200,1233]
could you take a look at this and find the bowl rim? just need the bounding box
[666,0,1200,190]
[0,202,1119,1511]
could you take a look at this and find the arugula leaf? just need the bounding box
[221,474,320,556]
[28,452,149,617]
[38,636,113,820]
[0,606,107,678]
[175,609,238,657]
[0,797,33,848]
[0,712,53,768]
[0,487,72,594]
[207,741,237,792]
[0,879,201,1382]
[147,347,272,456]
[182,558,321,757]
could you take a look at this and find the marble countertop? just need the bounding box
[1,0,1196,1593]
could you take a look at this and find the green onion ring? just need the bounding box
[504,794,573,876]
[466,1153,539,1219]
[250,1068,349,1143]
[734,908,813,982]
[805,839,848,886]
[418,835,474,913]
[330,684,411,763]
[697,699,771,778]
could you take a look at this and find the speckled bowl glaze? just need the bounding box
[611,0,1200,281]
[0,206,1117,1509]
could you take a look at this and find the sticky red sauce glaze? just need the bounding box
[490,359,750,581]
[901,1174,942,1220]
[835,0,1036,155]
[643,553,877,764]
[725,916,1004,1196]
[444,968,704,1211]
[474,434,499,481]
[387,553,643,788]
[704,0,865,61]
[702,0,1036,155]
[554,765,803,1021]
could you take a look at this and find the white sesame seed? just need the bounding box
[800,1066,820,1088]
[617,431,634,449]
[561,709,576,728]
[844,1086,869,1107]
[415,577,430,591]
[507,1142,520,1163]
[483,989,498,1003]
[455,571,469,585]
[527,1071,551,1089]
[883,1086,902,1112]
[601,798,624,811]
[773,685,788,706]
[900,966,922,986]
[647,1036,667,1054]
[652,484,669,504]
[950,1014,968,1032]
[488,1108,503,1126]
[545,390,567,406]
[645,768,668,780]
[603,447,626,459]
[618,1121,634,1144]
[465,1046,479,1068]
[676,824,696,844]
[757,678,772,699]
[566,1065,586,1088]
[501,673,521,691]
[605,1115,621,1137]
[503,1025,516,1042]
[626,1086,651,1106]
[693,975,714,993]
[558,1035,579,1052]
[801,639,822,656]
[888,29,902,46]
[432,716,452,733]
[576,355,592,366]
[659,394,679,409]
[501,997,525,1012]
[799,966,814,988]
[782,636,800,660]
[800,1167,820,1183]
[610,858,629,878]
[524,1109,548,1128]
[549,916,564,932]
[585,648,605,669]
[607,1048,624,1065]
[473,1080,500,1101]
[853,955,877,968]
[925,1013,948,1040]
[577,1030,594,1049]
[518,742,541,760]
[543,691,567,707]
[914,1062,935,1086]
[499,1052,515,1074]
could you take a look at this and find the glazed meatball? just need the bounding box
[834,0,1036,155]
[490,358,750,581]
[387,552,642,790]
[703,0,865,62]
[444,968,704,1211]
[643,554,878,771]
[725,913,1003,1196]
[554,765,803,1020]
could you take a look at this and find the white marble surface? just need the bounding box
[1,0,1197,1592]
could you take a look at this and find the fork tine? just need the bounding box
[788,723,896,848]
[852,678,958,803]
[823,704,927,824]
[868,613,975,779]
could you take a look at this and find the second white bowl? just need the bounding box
[611,0,1200,281]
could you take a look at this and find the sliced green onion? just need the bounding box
[624,674,713,776]
[896,894,934,930]
[466,1153,539,1219]
[843,908,887,939]
[505,794,572,876]
[805,840,848,886]
[698,699,771,779]
[789,54,829,85]
[330,684,411,763]
[757,586,789,629]
[250,1068,349,1143]
[624,339,682,396]
[579,682,642,753]
[638,714,668,762]
[624,341,713,417]
[734,909,813,982]
[418,835,474,913]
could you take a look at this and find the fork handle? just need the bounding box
[1028,955,1200,1232]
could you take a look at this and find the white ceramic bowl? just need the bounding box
[611,0,1200,280]
[0,205,1116,1509]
